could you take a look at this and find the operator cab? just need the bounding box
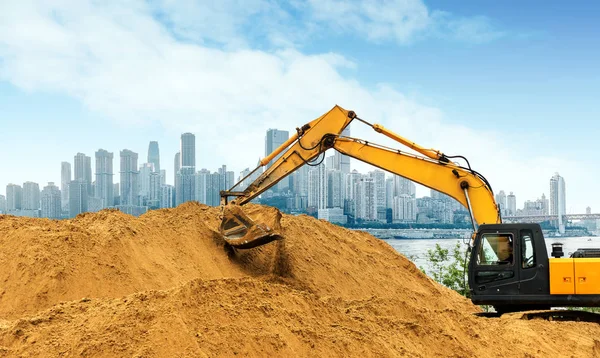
[468,223,550,311]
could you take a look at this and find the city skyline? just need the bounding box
[0,130,591,221]
[1,2,600,213]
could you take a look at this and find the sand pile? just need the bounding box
[0,203,599,357]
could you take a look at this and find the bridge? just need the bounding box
[503,214,600,223]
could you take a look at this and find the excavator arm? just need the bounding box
[220,105,501,249]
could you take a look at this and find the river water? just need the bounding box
[381,236,600,271]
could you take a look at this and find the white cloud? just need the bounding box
[0,1,595,213]
[146,0,504,47]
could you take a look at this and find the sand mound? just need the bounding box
[0,203,599,357]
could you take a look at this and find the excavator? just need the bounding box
[220,105,600,314]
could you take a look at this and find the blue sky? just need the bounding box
[0,0,599,213]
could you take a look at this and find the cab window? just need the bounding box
[477,233,514,265]
[521,230,536,269]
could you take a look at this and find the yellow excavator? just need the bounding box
[220,105,600,313]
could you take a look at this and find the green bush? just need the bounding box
[421,242,470,297]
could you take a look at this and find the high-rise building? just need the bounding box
[120,150,139,206]
[148,141,160,172]
[507,192,517,216]
[74,153,93,196]
[209,172,222,206]
[180,133,196,168]
[386,177,394,209]
[308,163,327,210]
[61,162,71,211]
[550,173,566,216]
[495,190,507,216]
[237,168,251,191]
[176,134,196,205]
[159,169,166,186]
[195,169,211,205]
[521,194,549,217]
[218,165,234,191]
[355,177,377,221]
[0,194,6,213]
[265,129,290,191]
[344,170,361,216]
[148,171,161,209]
[174,152,180,186]
[327,169,343,208]
[22,181,40,210]
[69,180,88,217]
[138,163,154,200]
[176,167,195,205]
[160,185,175,208]
[265,129,289,168]
[113,183,120,206]
[95,149,114,209]
[394,176,416,197]
[334,126,351,173]
[550,173,566,233]
[41,182,62,219]
[369,170,386,221]
[393,194,417,222]
[6,184,23,210]
[325,155,336,170]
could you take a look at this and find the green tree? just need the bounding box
[421,242,470,297]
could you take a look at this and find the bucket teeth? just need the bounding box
[220,205,283,249]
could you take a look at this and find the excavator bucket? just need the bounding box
[220,205,283,249]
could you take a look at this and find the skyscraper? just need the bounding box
[496,190,507,216]
[550,173,566,232]
[507,192,517,216]
[120,150,139,206]
[0,195,6,213]
[356,177,377,221]
[550,173,566,216]
[386,177,394,209]
[95,149,114,209]
[265,129,289,168]
[148,171,161,209]
[41,182,61,219]
[176,167,196,206]
[334,126,351,173]
[307,163,327,210]
[113,183,120,206]
[174,151,180,186]
[61,162,71,212]
[6,184,23,211]
[138,163,154,200]
[69,180,88,217]
[22,181,40,210]
[327,169,343,208]
[265,129,290,191]
[180,133,196,168]
[160,185,175,208]
[74,153,92,196]
[218,165,234,191]
[369,170,386,221]
[195,169,211,205]
[148,141,160,172]
[393,195,417,222]
[176,133,196,205]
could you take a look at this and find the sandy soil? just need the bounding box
[0,202,599,357]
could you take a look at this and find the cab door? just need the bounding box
[469,229,520,296]
[517,228,549,295]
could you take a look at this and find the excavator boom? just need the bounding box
[220,105,501,249]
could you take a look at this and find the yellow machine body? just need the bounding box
[549,258,600,295]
